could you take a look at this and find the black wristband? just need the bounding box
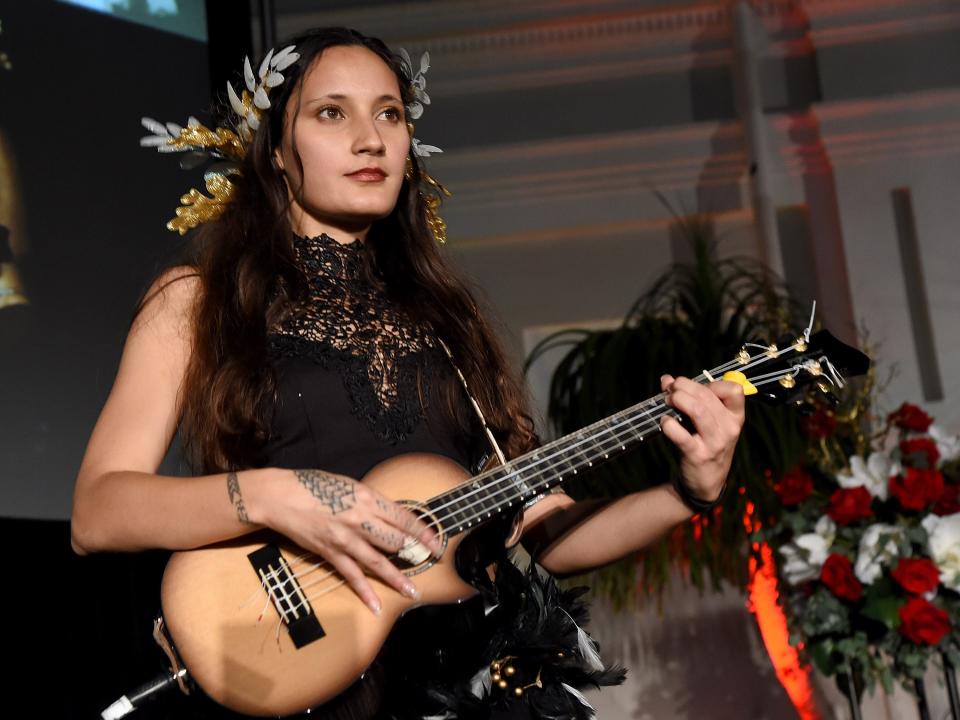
[673,476,727,514]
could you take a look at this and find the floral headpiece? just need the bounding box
[397,48,451,244]
[397,48,442,158]
[140,44,447,240]
[140,45,299,235]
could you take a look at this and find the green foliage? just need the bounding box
[810,639,838,675]
[524,207,808,606]
[802,588,851,636]
[860,590,903,631]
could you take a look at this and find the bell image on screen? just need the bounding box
[0,1,209,521]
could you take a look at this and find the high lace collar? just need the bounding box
[292,232,365,281]
[295,231,363,250]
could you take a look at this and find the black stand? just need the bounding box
[841,672,863,720]
[943,652,960,720]
[915,677,932,720]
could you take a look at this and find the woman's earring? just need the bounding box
[421,179,451,246]
[406,157,451,245]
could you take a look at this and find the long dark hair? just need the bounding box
[138,27,538,474]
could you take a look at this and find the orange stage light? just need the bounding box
[748,540,821,719]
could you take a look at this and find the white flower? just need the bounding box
[835,452,899,501]
[854,523,904,585]
[780,515,836,585]
[922,513,960,591]
[930,424,960,463]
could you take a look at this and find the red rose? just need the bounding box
[935,484,960,516]
[898,597,950,645]
[827,487,873,525]
[888,403,934,432]
[892,557,940,595]
[775,466,815,505]
[801,406,837,439]
[889,468,945,511]
[900,437,940,468]
[821,554,863,601]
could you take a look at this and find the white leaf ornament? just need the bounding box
[398,48,412,75]
[226,82,246,117]
[272,45,298,71]
[253,86,271,110]
[412,140,443,157]
[243,56,256,92]
[258,48,274,80]
[139,135,169,147]
[141,117,170,136]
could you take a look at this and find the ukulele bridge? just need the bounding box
[248,545,326,648]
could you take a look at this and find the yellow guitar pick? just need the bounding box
[722,370,757,395]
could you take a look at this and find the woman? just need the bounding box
[71,27,745,719]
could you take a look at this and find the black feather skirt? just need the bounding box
[382,556,627,720]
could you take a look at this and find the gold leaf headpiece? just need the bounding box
[139,45,300,234]
[141,44,450,241]
[167,173,237,236]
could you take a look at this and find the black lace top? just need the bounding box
[258,232,483,478]
[187,235,563,720]
[238,233,512,720]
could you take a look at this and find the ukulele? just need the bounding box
[153,328,870,716]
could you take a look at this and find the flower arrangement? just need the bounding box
[761,401,960,695]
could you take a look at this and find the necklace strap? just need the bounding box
[436,337,507,467]
[437,336,565,510]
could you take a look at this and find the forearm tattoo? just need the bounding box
[294,469,356,515]
[226,472,252,524]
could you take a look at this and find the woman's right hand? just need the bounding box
[247,468,443,615]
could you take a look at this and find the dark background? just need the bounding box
[0,2,251,716]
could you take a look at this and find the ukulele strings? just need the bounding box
[425,342,834,526]
[261,342,828,607]
[274,345,836,615]
[274,369,816,620]
[287,306,819,594]
[259,305,827,615]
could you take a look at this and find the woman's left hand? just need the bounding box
[659,374,746,504]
